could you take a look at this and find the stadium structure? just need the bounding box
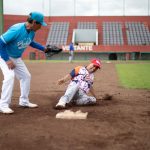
[1,2,150,60]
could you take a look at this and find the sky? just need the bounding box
[3,0,150,16]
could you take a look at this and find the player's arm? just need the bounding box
[89,86,102,100]
[0,38,15,69]
[0,38,9,61]
[29,41,47,52]
[89,86,98,99]
[57,74,72,85]
[57,66,81,85]
[0,25,22,69]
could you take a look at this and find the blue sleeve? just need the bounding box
[70,69,76,78]
[29,41,45,51]
[2,26,19,44]
[0,38,9,61]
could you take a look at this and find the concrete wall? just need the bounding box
[46,52,150,60]
[46,52,108,60]
[46,52,125,60]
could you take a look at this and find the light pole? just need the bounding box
[49,0,51,16]
[42,0,44,14]
[0,0,4,34]
[98,0,100,16]
[148,0,149,16]
[74,0,76,16]
[123,0,125,16]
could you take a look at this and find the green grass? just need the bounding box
[116,63,150,89]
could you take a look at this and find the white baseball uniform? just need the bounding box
[58,66,96,106]
[0,57,31,108]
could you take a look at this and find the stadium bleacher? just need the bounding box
[46,22,69,46]
[125,22,150,45]
[103,22,124,45]
[3,15,150,60]
[77,22,97,29]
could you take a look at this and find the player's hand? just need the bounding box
[57,79,65,85]
[57,74,71,85]
[44,48,49,53]
[6,60,15,69]
[96,97,103,101]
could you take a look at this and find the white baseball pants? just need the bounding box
[69,51,74,62]
[58,82,96,105]
[0,57,31,108]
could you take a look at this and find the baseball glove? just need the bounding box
[45,45,62,57]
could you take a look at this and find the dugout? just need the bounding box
[109,53,117,60]
[140,52,150,60]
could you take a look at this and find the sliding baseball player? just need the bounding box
[55,58,102,109]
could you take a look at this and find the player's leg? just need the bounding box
[0,58,15,113]
[13,58,38,108]
[75,90,96,105]
[70,51,73,62]
[55,82,79,109]
[71,51,74,62]
[69,51,71,62]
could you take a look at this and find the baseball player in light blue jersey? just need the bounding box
[0,12,47,114]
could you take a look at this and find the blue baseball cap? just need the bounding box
[29,12,47,26]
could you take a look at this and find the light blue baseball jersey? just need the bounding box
[1,23,35,58]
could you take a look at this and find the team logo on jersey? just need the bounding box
[17,38,31,49]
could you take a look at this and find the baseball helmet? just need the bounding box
[91,58,102,69]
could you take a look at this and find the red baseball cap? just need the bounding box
[91,58,102,69]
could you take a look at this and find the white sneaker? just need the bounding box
[55,101,66,110]
[19,102,38,108]
[0,107,14,114]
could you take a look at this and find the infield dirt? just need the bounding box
[0,62,150,150]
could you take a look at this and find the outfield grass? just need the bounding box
[116,63,150,89]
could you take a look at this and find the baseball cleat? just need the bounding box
[54,101,66,110]
[19,102,38,108]
[0,107,14,114]
[54,105,66,110]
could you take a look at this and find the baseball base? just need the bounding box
[56,110,88,119]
